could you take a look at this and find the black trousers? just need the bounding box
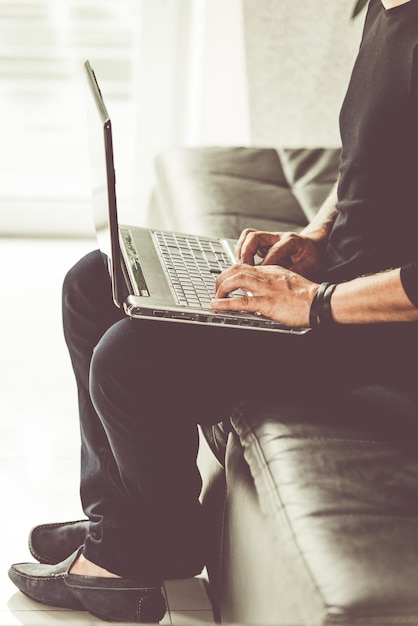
[62,249,417,581]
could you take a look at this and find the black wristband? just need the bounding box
[309,294,319,328]
[319,283,337,326]
[309,282,330,328]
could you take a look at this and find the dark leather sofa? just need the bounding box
[148,146,418,625]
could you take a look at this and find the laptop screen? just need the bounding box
[83,60,125,308]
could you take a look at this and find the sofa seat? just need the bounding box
[218,391,418,625]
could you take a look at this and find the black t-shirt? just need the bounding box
[324,0,418,308]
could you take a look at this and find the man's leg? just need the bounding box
[62,250,127,529]
[77,298,313,580]
[61,250,209,580]
[29,249,127,566]
[58,249,249,580]
[81,317,209,581]
[9,250,167,622]
[81,312,289,581]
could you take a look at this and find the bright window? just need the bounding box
[0,0,141,235]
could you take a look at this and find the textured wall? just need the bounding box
[242,0,365,148]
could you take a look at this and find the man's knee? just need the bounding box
[89,320,145,419]
[62,250,104,307]
[89,319,184,430]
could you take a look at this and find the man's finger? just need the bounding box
[211,293,263,313]
[239,232,277,265]
[262,238,298,265]
[235,228,256,260]
[214,266,261,299]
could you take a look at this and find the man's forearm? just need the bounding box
[330,268,418,324]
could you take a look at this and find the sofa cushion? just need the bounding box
[229,386,418,624]
[149,146,340,239]
[277,147,341,222]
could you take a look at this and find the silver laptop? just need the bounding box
[84,60,309,335]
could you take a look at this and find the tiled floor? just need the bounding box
[0,237,216,625]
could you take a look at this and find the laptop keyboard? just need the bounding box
[153,231,232,308]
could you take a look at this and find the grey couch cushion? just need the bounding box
[149,146,340,239]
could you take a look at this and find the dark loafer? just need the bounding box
[9,548,166,623]
[29,520,89,564]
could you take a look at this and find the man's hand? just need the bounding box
[235,229,322,278]
[211,263,319,327]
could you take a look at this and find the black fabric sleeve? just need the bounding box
[400,261,418,309]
